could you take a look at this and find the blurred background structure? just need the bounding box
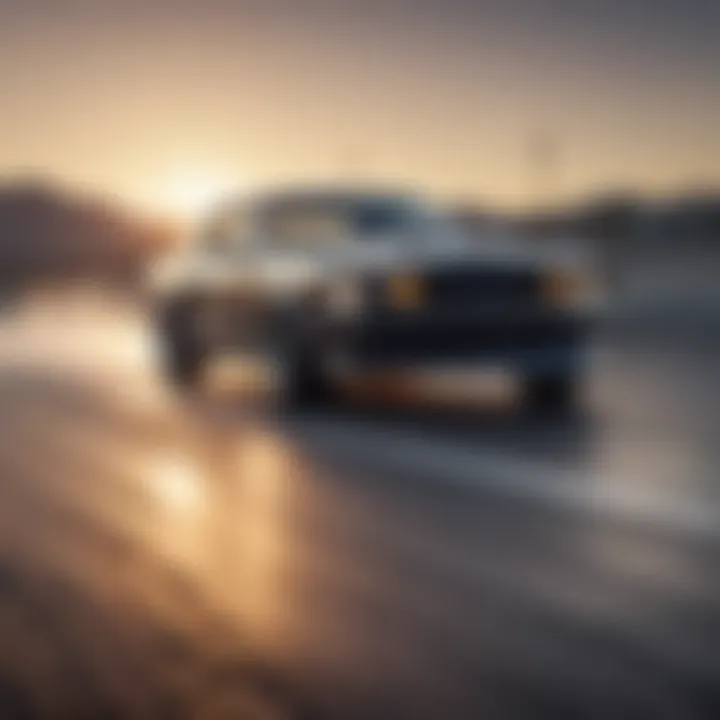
[0,0,717,309]
[1,176,719,319]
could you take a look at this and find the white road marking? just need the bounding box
[288,415,720,542]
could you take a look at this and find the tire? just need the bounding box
[159,299,205,389]
[163,337,204,388]
[273,338,338,411]
[521,374,578,413]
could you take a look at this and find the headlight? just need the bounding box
[387,273,425,310]
[541,268,601,308]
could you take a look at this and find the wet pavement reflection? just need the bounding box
[0,299,718,718]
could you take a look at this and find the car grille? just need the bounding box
[374,265,538,313]
[427,265,538,307]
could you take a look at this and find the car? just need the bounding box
[150,186,599,410]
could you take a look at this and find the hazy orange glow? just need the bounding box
[150,172,243,220]
[0,1,718,212]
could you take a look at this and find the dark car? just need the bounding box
[151,187,599,409]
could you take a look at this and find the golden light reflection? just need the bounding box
[153,453,205,516]
[145,451,213,573]
[236,434,288,575]
[231,431,296,644]
[240,433,291,502]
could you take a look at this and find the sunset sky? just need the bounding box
[1,0,718,214]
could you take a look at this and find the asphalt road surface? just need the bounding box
[0,292,718,719]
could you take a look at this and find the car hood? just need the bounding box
[266,230,582,276]
[151,229,592,296]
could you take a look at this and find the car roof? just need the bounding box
[222,184,421,212]
[201,185,430,230]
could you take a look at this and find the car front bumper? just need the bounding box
[324,309,596,375]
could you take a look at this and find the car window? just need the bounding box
[262,198,417,248]
[199,206,253,255]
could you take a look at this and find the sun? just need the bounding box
[155,173,240,220]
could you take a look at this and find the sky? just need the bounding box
[0,0,718,215]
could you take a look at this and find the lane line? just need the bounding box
[286,415,720,542]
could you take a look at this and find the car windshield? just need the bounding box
[261,196,419,248]
[197,204,252,254]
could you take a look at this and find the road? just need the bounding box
[0,293,718,719]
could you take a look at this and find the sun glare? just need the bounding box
[155,173,241,220]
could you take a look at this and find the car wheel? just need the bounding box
[521,374,578,413]
[159,299,206,389]
[273,338,338,411]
